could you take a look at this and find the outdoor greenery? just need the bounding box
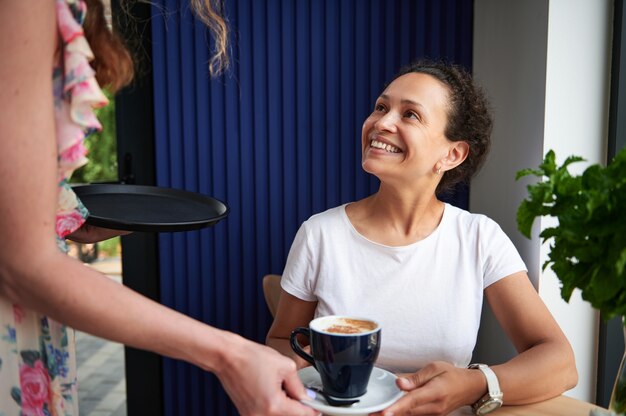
[516,147,626,414]
[70,90,121,260]
[99,237,121,256]
[70,90,118,184]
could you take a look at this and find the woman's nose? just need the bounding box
[374,111,398,132]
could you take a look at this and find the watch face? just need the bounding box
[477,399,503,415]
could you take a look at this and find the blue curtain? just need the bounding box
[151,1,473,414]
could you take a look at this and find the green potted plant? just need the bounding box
[516,146,626,414]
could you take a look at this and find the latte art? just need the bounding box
[324,318,377,334]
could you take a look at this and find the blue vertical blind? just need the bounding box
[151,1,473,414]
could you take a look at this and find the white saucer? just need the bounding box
[298,366,405,416]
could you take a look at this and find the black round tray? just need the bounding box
[72,184,229,232]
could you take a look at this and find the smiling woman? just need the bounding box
[360,71,467,195]
[267,60,577,416]
[371,61,493,197]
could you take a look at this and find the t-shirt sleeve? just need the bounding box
[280,222,318,301]
[480,218,528,289]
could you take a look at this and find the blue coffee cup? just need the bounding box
[290,315,381,398]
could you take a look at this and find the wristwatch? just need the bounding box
[468,363,503,415]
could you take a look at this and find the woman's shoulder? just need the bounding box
[301,204,349,230]
[444,203,503,232]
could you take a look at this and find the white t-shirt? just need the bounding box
[281,203,527,374]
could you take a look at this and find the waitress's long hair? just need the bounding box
[83,0,229,93]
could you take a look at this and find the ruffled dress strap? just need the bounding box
[54,0,108,243]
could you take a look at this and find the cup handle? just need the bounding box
[290,327,315,367]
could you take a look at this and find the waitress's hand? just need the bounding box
[215,335,319,416]
[66,223,131,244]
[371,361,485,416]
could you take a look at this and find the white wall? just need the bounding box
[472,0,612,402]
[541,0,611,401]
[471,0,549,369]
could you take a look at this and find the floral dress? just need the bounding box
[0,1,108,414]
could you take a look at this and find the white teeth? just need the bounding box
[370,139,401,153]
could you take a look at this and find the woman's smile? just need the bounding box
[369,138,403,154]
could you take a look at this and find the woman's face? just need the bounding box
[361,72,454,186]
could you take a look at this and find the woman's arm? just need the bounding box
[374,272,578,416]
[0,3,315,415]
[266,289,317,368]
[484,271,578,404]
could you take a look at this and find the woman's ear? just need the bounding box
[442,141,469,170]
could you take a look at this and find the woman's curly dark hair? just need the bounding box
[390,60,493,195]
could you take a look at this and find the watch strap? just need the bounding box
[469,363,502,396]
[468,363,503,415]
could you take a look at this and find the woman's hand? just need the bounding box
[66,223,131,244]
[214,334,319,416]
[372,361,485,416]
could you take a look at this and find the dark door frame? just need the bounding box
[112,1,163,415]
[597,0,626,408]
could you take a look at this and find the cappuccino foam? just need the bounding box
[323,318,377,334]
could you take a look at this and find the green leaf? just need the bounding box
[517,200,538,238]
[539,150,557,175]
[587,266,617,303]
[616,247,626,276]
[561,155,585,168]
[539,226,560,240]
[516,168,544,180]
[553,175,581,197]
[528,181,554,203]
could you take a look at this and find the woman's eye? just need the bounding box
[404,111,420,120]
[375,104,387,112]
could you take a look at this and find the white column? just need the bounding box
[471,0,612,402]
